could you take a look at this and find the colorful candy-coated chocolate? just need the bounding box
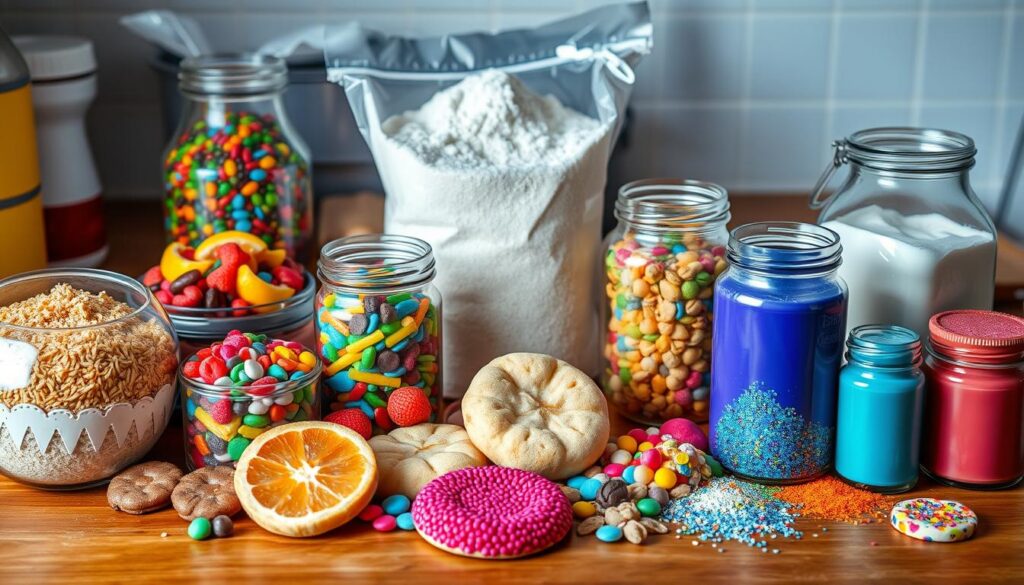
[359,504,384,522]
[396,512,415,531]
[188,517,212,540]
[572,501,597,518]
[181,330,320,469]
[163,112,312,259]
[373,514,397,532]
[595,525,623,543]
[382,494,411,516]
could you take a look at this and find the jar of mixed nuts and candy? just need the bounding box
[602,179,730,424]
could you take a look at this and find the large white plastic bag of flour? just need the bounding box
[326,2,652,397]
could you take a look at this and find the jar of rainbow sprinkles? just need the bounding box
[602,179,730,424]
[316,235,442,435]
[163,54,313,261]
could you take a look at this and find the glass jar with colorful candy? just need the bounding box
[835,325,924,493]
[922,310,1024,490]
[709,222,847,484]
[180,331,321,470]
[163,54,313,261]
[316,234,442,434]
[602,179,730,424]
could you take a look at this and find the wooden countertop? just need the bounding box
[0,195,1021,584]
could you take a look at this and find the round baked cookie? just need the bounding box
[369,423,487,499]
[107,461,183,514]
[412,466,573,559]
[462,353,609,480]
[172,466,241,521]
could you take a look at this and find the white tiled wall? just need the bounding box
[1,0,1022,218]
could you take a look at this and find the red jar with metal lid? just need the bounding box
[922,310,1024,489]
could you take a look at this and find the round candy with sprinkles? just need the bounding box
[889,498,978,543]
[411,466,573,559]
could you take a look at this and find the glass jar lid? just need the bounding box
[179,53,288,97]
[846,324,922,369]
[727,222,842,275]
[928,310,1024,364]
[615,178,730,233]
[844,127,976,173]
[318,234,436,294]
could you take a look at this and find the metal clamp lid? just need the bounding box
[809,140,847,210]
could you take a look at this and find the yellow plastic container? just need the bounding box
[0,30,47,278]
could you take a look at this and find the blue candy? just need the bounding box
[566,476,588,490]
[394,299,420,318]
[325,370,355,392]
[382,494,411,516]
[579,478,602,501]
[621,465,636,484]
[249,168,267,182]
[366,313,380,334]
[268,364,287,380]
[595,525,623,543]
[396,512,415,531]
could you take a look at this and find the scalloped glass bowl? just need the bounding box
[0,269,178,489]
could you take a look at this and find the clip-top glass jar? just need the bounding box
[163,54,313,261]
[836,325,924,493]
[710,222,847,484]
[922,310,1024,490]
[316,235,442,434]
[602,179,730,425]
[811,127,996,341]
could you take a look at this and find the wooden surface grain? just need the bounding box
[0,195,1021,584]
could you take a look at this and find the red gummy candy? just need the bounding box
[172,285,203,308]
[155,290,173,306]
[386,386,432,427]
[198,356,228,384]
[182,360,201,379]
[273,265,304,290]
[374,406,394,431]
[325,408,372,440]
[207,398,233,424]
[247,376,280,396]
[231,298,250,317]
[143,266,163,287]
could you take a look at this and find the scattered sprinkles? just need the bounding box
[661,477,801,548]
[713,383,832,480]
[774,476,892,523]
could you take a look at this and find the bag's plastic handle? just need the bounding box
[555,44,636,84]
[809,139,848,210]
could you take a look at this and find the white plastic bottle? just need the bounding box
[14,36,106,267]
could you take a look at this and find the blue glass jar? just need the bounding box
[835,325,923,493]
[710,222,848,484]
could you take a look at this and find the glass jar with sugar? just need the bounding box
[810,127,997,341]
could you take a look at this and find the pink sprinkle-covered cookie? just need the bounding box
[412,466,573,559]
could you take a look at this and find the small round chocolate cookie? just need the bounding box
[171,466,241,521]
[107,461,184,515]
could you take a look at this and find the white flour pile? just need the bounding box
[370,70,613,396]
[824,205,996,339]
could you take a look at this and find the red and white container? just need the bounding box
[922,310,1024,489]
[13,36,106,267]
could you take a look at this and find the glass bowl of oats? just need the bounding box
[0,269,179,489]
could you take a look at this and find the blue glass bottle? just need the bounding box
[710,222,847,484]
[836,325,923,493]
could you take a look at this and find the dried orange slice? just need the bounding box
[194,230,268,260]
[234,421,378,537]
[236,264,295,306]
[160,243,214,282]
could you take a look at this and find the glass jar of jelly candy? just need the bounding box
[179,332,322,470]
[602,179,730,425]
[316,234,442,434]
[164,54,313,261]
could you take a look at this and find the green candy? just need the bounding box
[636,498,662,517]
[364,392,386,408]
[681,280,700,300]
[381,321,402,335]
[386,293,412,304]
[361,347,377,369]
[624,324,642,339]
[695,271,712,287]
[619,368,632,383]
[229,362,246,382]
[243,414,270,428]
[228,436,251,461]
[324,344,339,362]
[188,517,212,541]
[705,454,725,477]
[615,293,627,309]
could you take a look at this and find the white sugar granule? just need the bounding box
[371,70,612,395]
